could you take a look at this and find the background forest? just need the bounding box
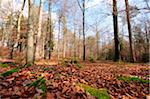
[0,0,149,63]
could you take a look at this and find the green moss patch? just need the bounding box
[27,77,47,95]
[0,63,8,68]
[1,63,32,77]
[117,76,149,84]
[79,83,110,99]
[1,69,19,77]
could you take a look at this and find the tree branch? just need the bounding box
[76,0,83,11]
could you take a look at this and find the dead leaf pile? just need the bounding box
[0,62,149,98]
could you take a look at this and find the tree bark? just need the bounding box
[62,1,67,58]
[113,0,120,61]
[73,17,76,58]
[96,31,100,59]
[78,27,81,59]
[26,0,35,64]
[17,0,26,52]
[62,16,67,58]
[44,0,53,59]
[145,23,149,53]
[48,0,52,59]
[35,0,44,60]
[82,0,86,60]
[125,0,135,62]
[57,16,61,62]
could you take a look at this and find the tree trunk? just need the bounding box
[17,0,26,52]
[57,17,61,62]
[26,0,35,64]
[35,0,44,60]
[145,23,149,52]
[82,0,86,60]
[78,28,81,59]
[113,0,120,61]
[96,31,100,59]
[63,16,67,58]
[44,0,53,60]
[144,0,150,10]
[1,23,4,46]
[125,0,135,62]
[48,0,52,59]
[73,17,76,58]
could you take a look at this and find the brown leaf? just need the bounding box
[47,92,54,99]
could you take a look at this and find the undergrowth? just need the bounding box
[61,58,82,68]
[0,63,8,68]
[27,77,47,96]
[1,69,19,77]
[1,63,32,77]
[117,76,149,84]
[79,83,110,99]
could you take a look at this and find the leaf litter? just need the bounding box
[0,62,149,98]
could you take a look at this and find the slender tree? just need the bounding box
[96,31,100,60]
[113,0,120,61]
[17,0,26,52]
[62,16,67,58]
[62,0,67,58]
[57,11,61,62]
[26,0,34,64]
[77,0,86,60]
[44,0,53,59]
[125,0,135,62]
[48,0,53,59]
[144,0,150,10]
[35,0,44,60]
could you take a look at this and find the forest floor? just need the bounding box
[0,60,149,99]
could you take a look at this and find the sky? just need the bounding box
[0,0,150,43]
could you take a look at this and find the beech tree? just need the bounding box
[125,0,135,62]
[77,0,86,60]
[44,0,53,59]
[35,0,44,60]
[26,0,35,64]
[113,0,120,61]
[17,0,26,52]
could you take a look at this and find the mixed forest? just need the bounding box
[0,0,149,98]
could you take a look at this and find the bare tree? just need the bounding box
[48,0,53,59]
[95,29,100,60]
[57,10,62,62]
[125,0,135,62]
[35,0,44,60]
[113,0,120,61]
[61,0,68,58]
[44,0,53,59]
[26,0,35,64]
[144,0,150,10]
[17,0,26,52]
[77,0,86,60]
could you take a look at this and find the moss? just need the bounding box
[61,59,71,67]
[89,55,95,63]
[0,63,8,68]
[117,76,149,84]
[71,57,80,64]
[43,68,51,71]
[76,63,82,68]
[1,69,19,77]
[79,83,110,99]
[43,67,56,71]
[25,63,32,67]
[1,63,33,77]
[27,77,45,87]
[27,77,47,96]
